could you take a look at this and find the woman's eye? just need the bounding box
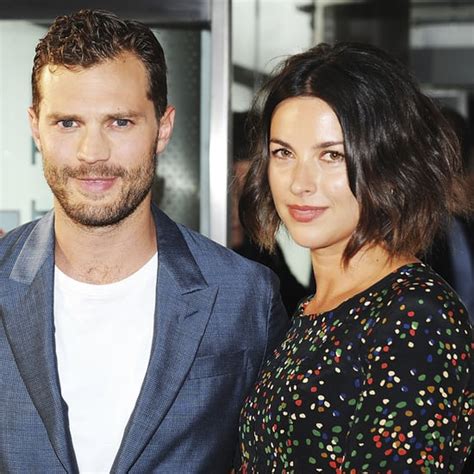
[271,148,292,159]
[323,151,345,162]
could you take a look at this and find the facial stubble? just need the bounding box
[43,138,158,227]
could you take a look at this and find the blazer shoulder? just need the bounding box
[177,224,277,283]
[0,219,41,274]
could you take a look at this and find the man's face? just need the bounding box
[29,52,174,227]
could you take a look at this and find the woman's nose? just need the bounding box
[290,159,317,196]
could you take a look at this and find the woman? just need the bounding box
[239,43,473,473]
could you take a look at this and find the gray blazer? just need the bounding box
[0,206,288,473]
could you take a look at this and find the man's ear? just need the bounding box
[156,105,175,154]
[28,107,42,152]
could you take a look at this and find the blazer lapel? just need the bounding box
[0,212,78,473]
[112,208,218,473]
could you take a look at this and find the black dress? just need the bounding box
[240,263,473,472]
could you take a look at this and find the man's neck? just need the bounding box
[53,200,157,285]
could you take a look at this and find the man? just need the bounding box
[0,10,288,473]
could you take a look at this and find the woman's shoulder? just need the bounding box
[369,262,472,344]
[387,261,452,289]
[386,262,468,315]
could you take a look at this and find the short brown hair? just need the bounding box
[240,43,471,265]
[32,9,167,119]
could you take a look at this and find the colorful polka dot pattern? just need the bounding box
[240,263,473,472]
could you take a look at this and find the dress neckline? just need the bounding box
[299,262,427,319]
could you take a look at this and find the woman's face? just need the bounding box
[268,97,359,256]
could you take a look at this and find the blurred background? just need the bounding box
[1,0,473,288]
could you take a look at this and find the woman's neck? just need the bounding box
[305,245,417,315]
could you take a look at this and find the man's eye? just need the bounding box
[114,119,130,127]
[58,119,76,128]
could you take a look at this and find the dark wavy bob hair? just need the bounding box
[240,42,470,266]
[32,9,167,119]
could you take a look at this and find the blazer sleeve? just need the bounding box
[260,271,290,372]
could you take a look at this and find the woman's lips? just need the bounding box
[76,177,117,193]
[288,205,327,222]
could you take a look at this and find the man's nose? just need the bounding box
[77,127,111,163]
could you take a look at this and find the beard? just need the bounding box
[43,143,157,228]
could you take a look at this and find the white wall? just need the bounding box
[0,21,52,230]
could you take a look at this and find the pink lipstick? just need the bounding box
[288,205,327,222]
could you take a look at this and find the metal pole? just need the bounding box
[208,0,231,246]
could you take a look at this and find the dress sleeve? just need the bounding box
[341,287,473,473]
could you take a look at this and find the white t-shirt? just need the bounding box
[54,254,157,473]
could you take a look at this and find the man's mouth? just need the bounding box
[75,177,118,192]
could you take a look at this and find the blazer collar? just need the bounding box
[112,205,219,472]
[9,210,55,284]
[151,204,208,293]
[7,206,208,293]
[1,211,78,473]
